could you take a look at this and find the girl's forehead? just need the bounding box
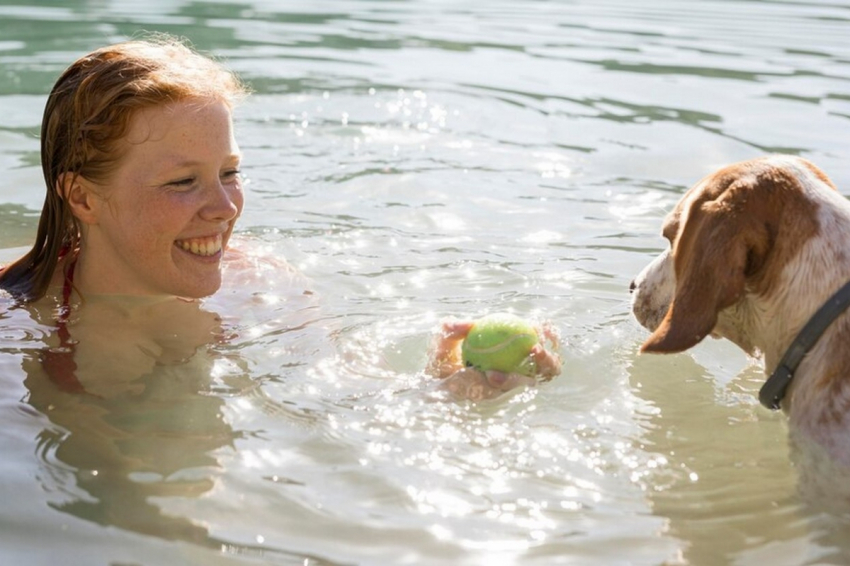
[124,99,234,145]
[120,100,237,161]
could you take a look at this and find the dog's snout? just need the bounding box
[629,279,636,293]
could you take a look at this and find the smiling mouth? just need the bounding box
[175,234,223,257]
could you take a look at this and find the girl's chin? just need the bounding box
[163,259,224,298]
[177,275,223,299]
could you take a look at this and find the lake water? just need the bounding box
[1,1,850,564]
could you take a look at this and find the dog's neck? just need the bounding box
[744,239,850,455]
[760,281,850,410]
[714,196,850,429]
[743,194,850,366]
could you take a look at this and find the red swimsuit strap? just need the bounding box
[41,256,86,394]
[61,257,75,316]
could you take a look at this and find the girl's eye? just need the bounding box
[167,177,195,188]
[221,169,242,181]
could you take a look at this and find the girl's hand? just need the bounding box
[425,318,475,378]
[426,317,563,399]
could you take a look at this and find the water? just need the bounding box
[1,1,850,564]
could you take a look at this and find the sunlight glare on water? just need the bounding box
[1,0,850,565]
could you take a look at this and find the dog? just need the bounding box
[630,155,850,476]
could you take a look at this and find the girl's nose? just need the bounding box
[201,178,242,222]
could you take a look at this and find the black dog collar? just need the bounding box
[759,280,850,410]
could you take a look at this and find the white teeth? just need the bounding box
[177,235,222,257]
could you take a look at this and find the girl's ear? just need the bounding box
[58,173,101,225]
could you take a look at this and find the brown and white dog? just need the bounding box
[631,155,850,472]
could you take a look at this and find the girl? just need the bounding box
[0,36,311,396]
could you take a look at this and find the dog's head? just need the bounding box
[631,156,834,355]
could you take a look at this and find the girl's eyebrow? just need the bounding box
[163,153,243,169]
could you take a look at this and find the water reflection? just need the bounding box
[22,296,239,545]
[15,248,329,562]
[625,341,850,564]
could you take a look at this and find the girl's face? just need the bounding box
[77,99,244,298]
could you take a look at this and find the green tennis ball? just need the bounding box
[461,313,539,376]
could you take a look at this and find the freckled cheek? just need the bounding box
[134,202,193,243]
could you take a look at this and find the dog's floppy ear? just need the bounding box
[641,182,769,353]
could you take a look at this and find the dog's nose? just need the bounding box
[629,280,636,293]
